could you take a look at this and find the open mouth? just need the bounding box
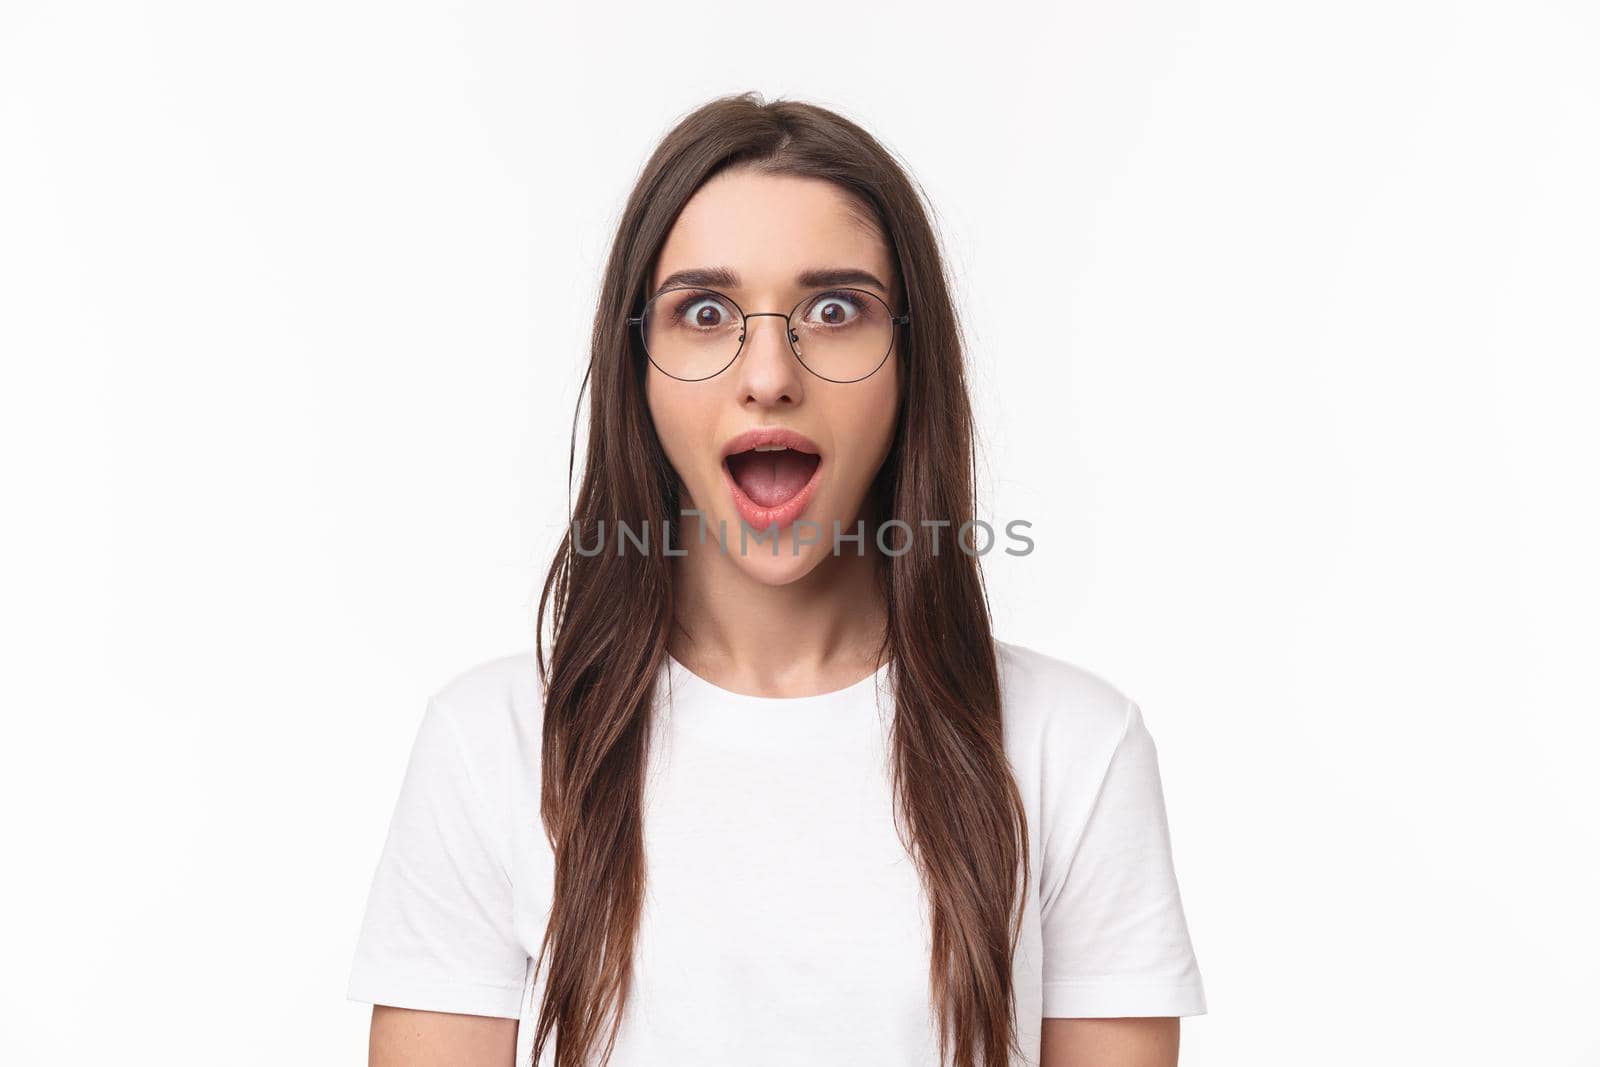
[718,427,825,530]
[724,446,822,508]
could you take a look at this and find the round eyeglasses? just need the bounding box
[628,286,911,383]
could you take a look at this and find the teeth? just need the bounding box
[752,444,789,452]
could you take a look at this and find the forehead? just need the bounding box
[651,169,894,294]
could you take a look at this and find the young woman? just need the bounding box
[347,93,1206,1067]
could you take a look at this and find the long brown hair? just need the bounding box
[532,92,1030,1067]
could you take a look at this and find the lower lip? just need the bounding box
[720,454,824,532]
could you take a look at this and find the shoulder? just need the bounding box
[993,640,1169,877]
[424,648,546,783]
[994,638,1138,759]
[430,648,544,719]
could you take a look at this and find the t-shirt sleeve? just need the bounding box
[1039,698,1207,1018]
[345,694,530,1019]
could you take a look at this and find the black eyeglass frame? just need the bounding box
[627,285,912,384]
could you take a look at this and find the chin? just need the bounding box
[725,542,830,586]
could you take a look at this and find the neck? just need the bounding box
[666,512,890,698]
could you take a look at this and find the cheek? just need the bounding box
[645,375,692,475]
[646,374,716,489]
[834,367,900,486]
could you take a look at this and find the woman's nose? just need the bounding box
[734,314,804,404]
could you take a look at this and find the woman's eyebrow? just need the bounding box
[651,266,890,299]
[653,266,738,296]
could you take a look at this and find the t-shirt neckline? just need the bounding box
[664,652,892,708]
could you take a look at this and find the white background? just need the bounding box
[3,1,1596,1063]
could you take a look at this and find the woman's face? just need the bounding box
[644,167,902,585]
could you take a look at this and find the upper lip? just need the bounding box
[719,426,822,461]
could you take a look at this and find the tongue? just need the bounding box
[726,449,819,507]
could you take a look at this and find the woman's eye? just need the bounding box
[806,293,861,327]
[679,298,728,327]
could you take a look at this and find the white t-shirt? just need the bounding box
[346,639,1206,1065]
